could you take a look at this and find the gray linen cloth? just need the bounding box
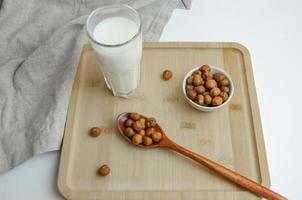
[0,0,191,173]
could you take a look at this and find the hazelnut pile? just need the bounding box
[123,113,162,146]
[186,64,230,107]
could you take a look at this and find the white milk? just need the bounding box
[91,17,142,97]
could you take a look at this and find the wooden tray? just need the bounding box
[58,42,270,200]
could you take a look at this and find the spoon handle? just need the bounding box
[167,142,287,200]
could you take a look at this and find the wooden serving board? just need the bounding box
[58,42,270,200]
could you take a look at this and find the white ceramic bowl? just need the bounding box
[182,66,234,112]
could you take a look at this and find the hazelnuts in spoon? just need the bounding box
[185,65,230,107]
[123,113,162,146]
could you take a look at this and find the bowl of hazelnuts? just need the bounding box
[182,64,234,112]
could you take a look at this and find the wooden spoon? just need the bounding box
[117,112,287,200]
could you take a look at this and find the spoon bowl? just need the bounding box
[116,112,287,200]
[116,112,171,148]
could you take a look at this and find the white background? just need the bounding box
[1,0,301,199]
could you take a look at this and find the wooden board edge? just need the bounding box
[57,45,89,199]
[226,42,271,188]
[57,42,271,198]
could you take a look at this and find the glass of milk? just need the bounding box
[86,4,142,97]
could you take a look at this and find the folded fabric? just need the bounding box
[0,0,191,173]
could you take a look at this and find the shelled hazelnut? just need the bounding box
[130,112,140,120]
[200,64,210,72]
[125,127,135,138]
[162,70,173,80]
[89,127,102,137]
[146,117,157,128]
[194,85,206,94]
[132,134,143,145]
[151,132,163,142]
[97,164,110,176]
[185,65,231,107]
[143,136,153,146]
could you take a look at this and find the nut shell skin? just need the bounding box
[133,120,144,131]
[143,136,153,146]
[193,70,202,75]
[219,79,229,87]
[220,91,229,101]
[125,127,135,138]
[90,127,102,137]
[146,118,157,128]
[210,88,221,97]
[145,128,155,137]
[97,164,110,176]
[214,73,225,82]
[204,94,212,105]
[139,118,146,129]
[193,74,203,86]
[194,85,206,94]
[151,132,163,142]
[195,95,204,105]
[138,129,146,136]
[212,96,223,106]
[200,64,211,72]
[163,70,173,80]
[124,119,134,127]
[205,79,217,89]
[132,134,143,145]
[129,113,140,120]
[221,86,230,93]
[187,76,194,85]
[202,71,213,80]
[187,90,197,100]
[186,84,194,91]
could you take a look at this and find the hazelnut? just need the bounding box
[205,79,217,89]
[89,127,102,137]
[203,91,210,96]
[204,94,212,105]
[219,79,229,87]
[133,120,143,131]
[210,88,221,97]
[124,119,134,127]
[187,90,197,100]
[186,84,194,91]
[193,74,203,86]
[139,118,146,129]
[193,70,202,75]
[125,127,135,138]
[194,85,206,94]
[220,92,229,101]
[214,73,225,82]
[132,134,143,145]
[129,113,140,120]
[162,70,173,80]
[195,95,204,105]
[200,64,211,72]
[97,164,110,176]
[202,71,213,80]
[138,129,145,136]
[143,136,153,146]
[146,127,155,137]
[187,76,194,85]
[221,86,230,93]
[146,118,157,128]
[151,132,163,142]
[212,96,223,106]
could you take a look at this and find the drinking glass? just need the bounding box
[86,4,142,97]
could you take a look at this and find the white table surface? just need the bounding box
[1,0,301,199]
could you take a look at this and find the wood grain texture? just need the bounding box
[58,42,270,200]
